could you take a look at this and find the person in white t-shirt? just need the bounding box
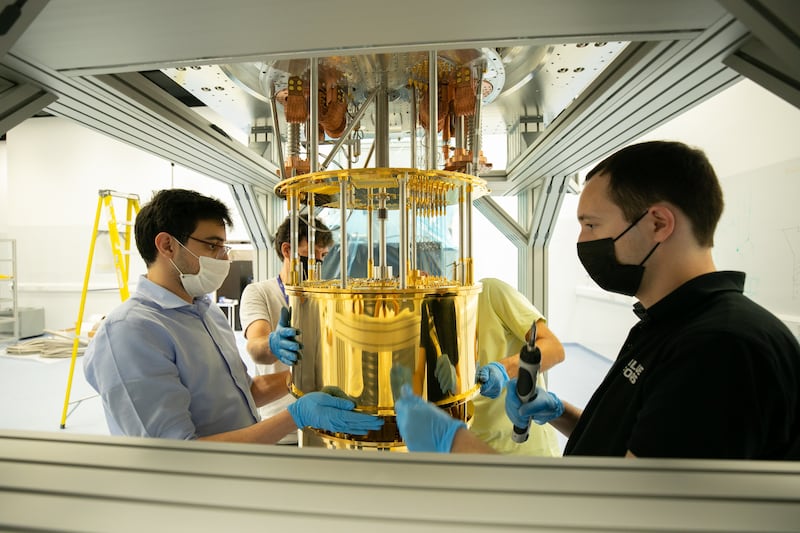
[239,215,333,444]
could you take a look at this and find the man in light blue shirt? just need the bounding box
[84,189,382,443]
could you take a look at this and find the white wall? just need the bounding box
[0,117,245,331]
[548,79,800,358]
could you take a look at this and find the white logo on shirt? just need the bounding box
[623,359,644,384]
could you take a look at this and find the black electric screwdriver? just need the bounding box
[511,321,541,443]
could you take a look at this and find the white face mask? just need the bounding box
[170,239,231,298]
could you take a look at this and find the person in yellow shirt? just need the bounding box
[471,277,565,455]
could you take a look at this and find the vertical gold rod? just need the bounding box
[308,192,316,281]
[289,192,300,285]
[339,178,349,288]
[367,187,373,278]
[410,177,417,272]
[465,184,474,285]
[458,184,465,284]
[379,188,387,278]
[399,172,408,289]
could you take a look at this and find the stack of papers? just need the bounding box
[4,330,89,358]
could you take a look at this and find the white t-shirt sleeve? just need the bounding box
[240,280,283,335]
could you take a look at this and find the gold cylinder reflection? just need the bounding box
[289,284,480,450]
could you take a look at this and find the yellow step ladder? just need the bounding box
[60,190,140,429]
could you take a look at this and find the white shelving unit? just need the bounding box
[0,239,18,342]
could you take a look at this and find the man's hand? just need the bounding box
[475,362,509,399]
[268,307,301,365]
[287,391,383,435]
[395,383,465,453]
[504,379,564,427]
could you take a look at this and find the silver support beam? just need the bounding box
[464,185,473,285]
[427,51,437,170]
[0,0,50,59]
[309,58,319,173]
[410,191,417,271]
[2,431,799,532]
[307,193,316,280]
[470,61,484,174]
[724,36,800,108]
[229,183,270,250]
[289,194,300,284]
[375,71,389,168]
[504,15,747,195]
[378,188,388,278]
[339,179,349,287]
[367,188,373,277]
[458,186,465,283]
[398,173,408,289]
[520,175,569,316]
[95,72,281,189]
[409,84,417,169]
[268,83,287,180]
[473,196,527,248]
[718,0,800,81]
[0,82,56,135]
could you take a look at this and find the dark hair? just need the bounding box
[135,189,232,265]
[586,141,723,247]
[274,215,334,260]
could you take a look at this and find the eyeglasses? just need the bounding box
[187,235,232,259]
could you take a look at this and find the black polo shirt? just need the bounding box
[564,271,800,459]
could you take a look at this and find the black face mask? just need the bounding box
[576,211,659,297]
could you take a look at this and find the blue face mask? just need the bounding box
[576,211,659,297]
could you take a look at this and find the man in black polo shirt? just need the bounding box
[394,140,800,459]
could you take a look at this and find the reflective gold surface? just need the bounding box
[289,285,480,449]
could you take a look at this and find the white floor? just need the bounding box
[0,333,611,452]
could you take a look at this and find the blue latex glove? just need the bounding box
[287,391,384,435]
[475,361,509,399]
[435,353,457,395]
[504,379,564,427]
[268,306,301,366]
[395,384,466,453]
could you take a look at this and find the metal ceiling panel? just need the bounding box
[504,15,749,194]
[725,36,800,109]
[718,0,800,80]
[0,1,757,200]
[10,0,727,75]
[0,81,55,135]
[0,0,49,58]
[229,182,271,250]
[0,53,279,191]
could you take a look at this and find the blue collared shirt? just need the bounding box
[84,275,259,439]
